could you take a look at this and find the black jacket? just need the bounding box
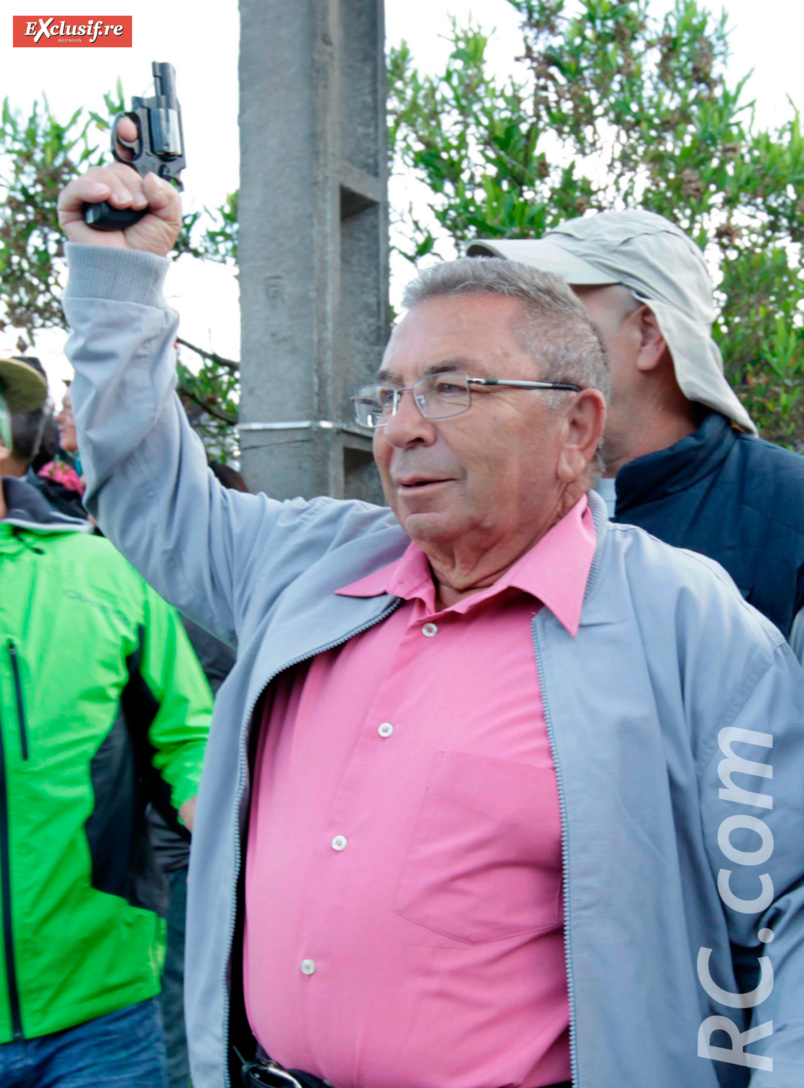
[612,411,804,638]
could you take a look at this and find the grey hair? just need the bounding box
[402,257,611,404]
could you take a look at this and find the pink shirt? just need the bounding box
[244,497,596,1088]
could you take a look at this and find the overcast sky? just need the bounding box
[2,0,802,397]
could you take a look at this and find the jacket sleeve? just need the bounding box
[789,606,804,666]
[62,243,316,646]
[697,639,804,1085]
[134,578,214,813]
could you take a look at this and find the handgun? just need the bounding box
[83,61,186,231]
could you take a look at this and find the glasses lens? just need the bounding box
[354,385,396,428]
[415,372,470,419]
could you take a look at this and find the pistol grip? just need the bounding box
[82,201,147,231]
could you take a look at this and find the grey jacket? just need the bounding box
[64,244,804,1088]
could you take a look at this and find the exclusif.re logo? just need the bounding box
[12,15,132,47]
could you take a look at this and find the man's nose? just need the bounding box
[382,389,436,447]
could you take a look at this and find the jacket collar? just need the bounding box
[1,476,91,534]
[615,412,736,514]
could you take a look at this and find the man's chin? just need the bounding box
[397,509,460,548]
[386,484,468,545]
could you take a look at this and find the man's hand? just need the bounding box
[58,119,182,257]
[178,796,196,833]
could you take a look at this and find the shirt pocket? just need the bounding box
[393,750,563,944]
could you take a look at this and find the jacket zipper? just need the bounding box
[532,622,578,1087]
[221,600,401,1087]
[0,706,22,1039]
[8,645,27,762]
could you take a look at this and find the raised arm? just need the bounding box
[58,159,312,643]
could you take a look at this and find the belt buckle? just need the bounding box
[266,1065,305,1088]
[244,1059,306,1088]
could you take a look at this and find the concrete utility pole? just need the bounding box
[238,0,389,503]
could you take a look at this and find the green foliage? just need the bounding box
[176,338,240,461]
[0,89,239,457]
[175,190,238,264]
[389,0,804,445]
[0,88,122,334]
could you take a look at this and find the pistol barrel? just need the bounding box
[152,62,178,107]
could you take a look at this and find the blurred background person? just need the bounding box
[35,381,87,519]
[0,354,214,1088]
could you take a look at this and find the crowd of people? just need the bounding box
[0,353,212,1087]
[0,143,800,1088]
[0,353,251,1087]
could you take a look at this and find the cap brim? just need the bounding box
[0,358,48,412]
[467,238,620,286]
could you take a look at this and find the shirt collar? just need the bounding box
[337,496,596,637]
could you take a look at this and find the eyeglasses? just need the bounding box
[353,371,581,429]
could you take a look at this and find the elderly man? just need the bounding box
[57,167,804,1088]
[468,211,804,656]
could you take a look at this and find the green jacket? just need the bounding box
[0,477,213,1042]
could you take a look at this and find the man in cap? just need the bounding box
[0,356,50,482]
[54,160,804,1088]
[0,357,85,518]
[0,355,50,447]
[469,211,804,656]
[0,354,214,1087]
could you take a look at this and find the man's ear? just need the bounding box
[634,306,669,373]
[556,389,607,483]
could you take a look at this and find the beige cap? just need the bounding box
[468,210,756,434]
[0,356,48,412]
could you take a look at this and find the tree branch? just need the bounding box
[177,336,240,373]
[179,382,238,425]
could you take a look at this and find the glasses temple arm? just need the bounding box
[467,378,582,392]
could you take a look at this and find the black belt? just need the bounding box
[241,1058,571,1088]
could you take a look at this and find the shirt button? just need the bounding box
[331,835,348,851]
[422,622,438,637]
[378,722,394,738]
[300,959,316,975]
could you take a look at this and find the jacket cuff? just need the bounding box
[65,242,171,308]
